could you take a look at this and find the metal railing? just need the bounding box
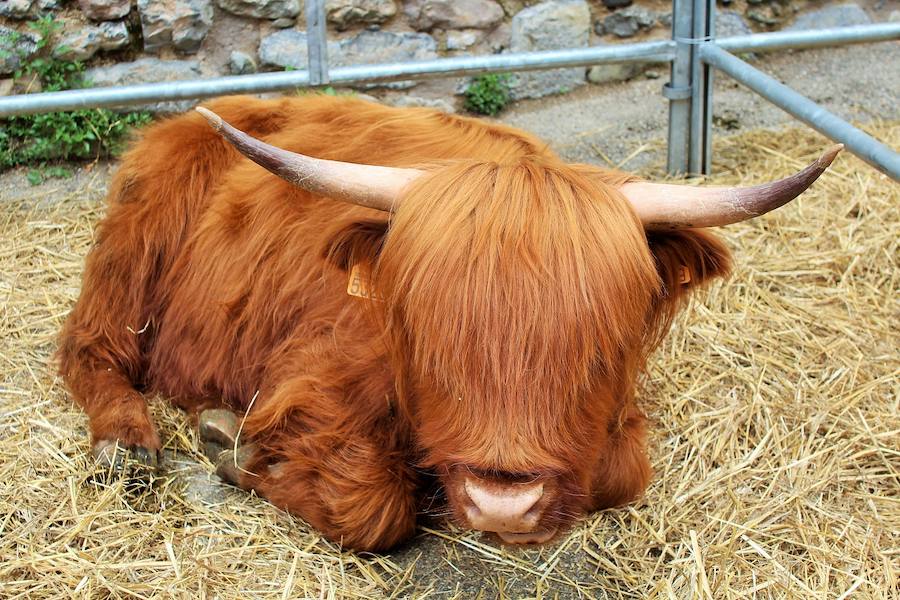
[666,0,899,180]
[700,43,900,178]
[0,0,898,180]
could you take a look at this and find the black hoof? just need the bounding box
[90,440,160,485]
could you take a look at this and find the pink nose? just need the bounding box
[463,478,545,534]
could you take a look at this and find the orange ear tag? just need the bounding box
[679,265,691,285]
[347,264,384,301]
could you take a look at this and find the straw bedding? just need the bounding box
[0,122,897,599]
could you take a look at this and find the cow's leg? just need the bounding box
[60,352,161,469]
[198,398,418,552]
[590,406,651,509]
[58,190,164,470]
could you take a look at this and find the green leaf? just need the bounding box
[0,16,154,172]
[464,74,512,116]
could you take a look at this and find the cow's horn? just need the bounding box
[198,107,841,228]
[620,144,842,229]
[195,107,423,212]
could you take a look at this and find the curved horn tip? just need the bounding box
[818,144,844,168]
[195,106,224,131]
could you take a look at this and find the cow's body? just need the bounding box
[60,95,731,550]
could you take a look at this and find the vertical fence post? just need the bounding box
[306,0,330,86]
[666,0,715,176]
[688,0,714,174]
[665,0,693,175]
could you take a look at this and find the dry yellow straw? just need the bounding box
[0,122,897,598]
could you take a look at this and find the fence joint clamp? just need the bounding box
[662,82,692,100]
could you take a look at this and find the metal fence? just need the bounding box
[1,0,898,180]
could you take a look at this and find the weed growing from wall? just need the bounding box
[463,74,512,117]
[0,16,153,183]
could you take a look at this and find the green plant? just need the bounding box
[463,74,512,116]
[0,16,153,181]
[27,165,71,185]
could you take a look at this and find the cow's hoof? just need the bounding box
[91,439,160,481]
[199,408,240,447]
[198,409,258,487]
[213,445,259,486]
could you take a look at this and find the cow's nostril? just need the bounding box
[463,478,544,533]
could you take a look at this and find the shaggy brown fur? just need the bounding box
[59,95,731,551]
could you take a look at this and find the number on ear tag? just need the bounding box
[347,264,384,301]
[679,265,691,285]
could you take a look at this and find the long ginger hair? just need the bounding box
[59,94,732,550]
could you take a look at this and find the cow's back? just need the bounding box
[120,95,549,407]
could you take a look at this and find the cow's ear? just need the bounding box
[647,229,732,301]
[325,219,389,271]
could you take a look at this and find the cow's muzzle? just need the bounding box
[460,475,558,544]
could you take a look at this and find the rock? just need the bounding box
[326,0,396,30]
[85,58,202,112]
[786,3,871,30]
[53,21,130,61]
[258,29,316,69]
[747,9,781,27]
[271,16,295,27]
[445,29,480,51]
[587,61,642,84]
[11,71,41,93]
[716,10,751,38]
[339,29,437,68]
[0,78,13,95]
[384,95,455,112]
[0,0,33,19]
[496,0,522,17]
[138,0,213,54]
[509,0,590,99]
[406,0,504,31]
[601,0,630,8]
[0,25,39,76]
[78,0,130,20]
[602,5,657,38]
[229,50,256,74]
[86,57,201,84]
[216,0,299,19]
[484,21,510,52]
[259,29,437,87]
[658,11,671,28]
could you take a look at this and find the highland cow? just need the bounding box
[58,95,839,550]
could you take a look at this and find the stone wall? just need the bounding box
[1,0,894,110]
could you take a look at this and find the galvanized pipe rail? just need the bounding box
[700,43,900,179]
[0,41,674,116]
[0,24,896,118]
[0,5,897,179]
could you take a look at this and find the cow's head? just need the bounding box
[197,107,840,544]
